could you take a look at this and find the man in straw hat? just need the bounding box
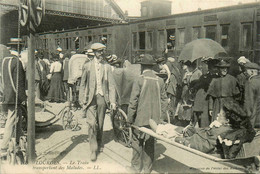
[79,43,116,161]
[126,54,168,173]
[244,62,260,128]
[207,59,240,123]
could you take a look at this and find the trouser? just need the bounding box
[63,80,69,101]
[86,94,107,153]
[35,80,41,100]
[1,105,22,151]
[131,129,155,173]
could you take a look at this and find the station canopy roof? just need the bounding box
[0,0,127,33]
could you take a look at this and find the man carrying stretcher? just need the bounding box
[126,54,168,173]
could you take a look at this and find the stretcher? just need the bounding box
[131,124,260,172]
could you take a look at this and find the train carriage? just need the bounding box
[35,2,260,66]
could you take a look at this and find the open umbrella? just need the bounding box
[178,38,227,63]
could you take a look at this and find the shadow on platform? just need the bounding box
[50,134,89,163]
[36,124,63,140]
[153,153,201,173]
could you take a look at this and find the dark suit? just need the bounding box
[1,56,27,150]
[127,70,168,173]
[244,75,260,128]
[79,58,115,155]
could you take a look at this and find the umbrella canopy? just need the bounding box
[179,39,227,63]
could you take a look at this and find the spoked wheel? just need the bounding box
[62,109,78,131]
[112,108,132,148]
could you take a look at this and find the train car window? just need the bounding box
[68,38,71,49]
[43,39,45,49]
[166,29,175,49]
[74,37,80,50]
[205,25,216,41]
[84,36,87,45]
[66,38,69,50]
[93,36,97,42]
[132,32,138,50]
[101,35,107,45]
[46,39,48,49]
[88,36,93,43]
[107,34,111,49]
[257,21,260,42]
[221,25,229,48]
[241,23,252,49]
[178,28,185,47]
[192,27,201,40]
[158,30,165,51]
[139,31,146,50]
[147,31,153,49]
[80,36,83,50]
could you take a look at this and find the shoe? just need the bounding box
[125,166,138,173]
[90,151,97,162]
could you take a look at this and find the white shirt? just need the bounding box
[94,58,104,96]
[50,61,62,73]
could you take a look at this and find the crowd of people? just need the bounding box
[0,37,260,173]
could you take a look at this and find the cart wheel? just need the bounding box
[112,108,132,148]
[62,109,78,131]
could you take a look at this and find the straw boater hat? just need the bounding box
[106,54,118,63]
[244,62,260,70]
[215,59,230,68]
[169,35,175,41]
[86,49,95,56]
[91,43,106,51]
[8,38,24,46]
[139,54,156,65]
[57,46,62,52]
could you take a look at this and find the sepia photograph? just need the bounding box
[0,0,260,173]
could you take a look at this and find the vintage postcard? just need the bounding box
[0,0,260,173]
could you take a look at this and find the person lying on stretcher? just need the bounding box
[149,98,255,155]
[150,108,232,153]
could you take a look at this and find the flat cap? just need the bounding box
[244,62,260,70]
[91,43,106,50]
[139,54,156,65]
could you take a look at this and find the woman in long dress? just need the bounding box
[47,54,65,102]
